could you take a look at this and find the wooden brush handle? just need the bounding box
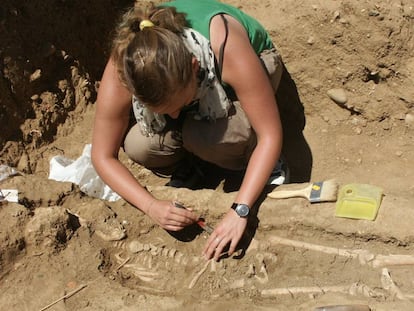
[267,188,309,199]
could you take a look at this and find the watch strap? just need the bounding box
[231,202,250,217]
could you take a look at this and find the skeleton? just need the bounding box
[66,208,276,291]
[111,235,414,300]
[108,235,280,292]
[261,268,414,301]
[69,203,414,300]
[267,235,414,268]
[111,239,198,286]
[258,235,414,301]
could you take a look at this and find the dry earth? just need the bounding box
[1,0,414,310]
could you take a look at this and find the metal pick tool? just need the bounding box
[174,202,214,234]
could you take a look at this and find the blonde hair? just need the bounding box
[111,3,193,106]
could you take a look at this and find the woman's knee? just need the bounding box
[124,124,185,169]
[124,125,150,163]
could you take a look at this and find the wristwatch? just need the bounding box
[231,203,250,218]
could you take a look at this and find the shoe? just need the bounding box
[166,157,205,189]
[267,158,290,185]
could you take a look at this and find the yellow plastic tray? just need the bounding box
[335,183,383,220]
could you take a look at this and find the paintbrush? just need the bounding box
[267,179,339,203]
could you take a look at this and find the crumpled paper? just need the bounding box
[0,189,19,203]
[0,164,19,182]
[48,144,120,201]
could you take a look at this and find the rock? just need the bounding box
[405,112,414,125]
[29,69,42,82]
[327,88,348,105]
[369,10,380,17]
[24,206,75,253]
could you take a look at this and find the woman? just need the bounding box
[92,0,298,261]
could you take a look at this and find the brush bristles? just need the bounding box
[318,179,339,201]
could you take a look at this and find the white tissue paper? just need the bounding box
[48,144,121,201]
[0,164,19,182]
[0,189,19,203]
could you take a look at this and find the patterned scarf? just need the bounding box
[132,28,232,136]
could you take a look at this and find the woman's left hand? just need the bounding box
[202,210,247,261]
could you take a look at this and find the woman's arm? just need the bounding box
[212,15,282,204]
[91,58,198,231]
[203,14,283,260]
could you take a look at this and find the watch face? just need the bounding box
[236,204,249,217]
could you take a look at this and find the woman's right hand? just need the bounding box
[146,199,199,231]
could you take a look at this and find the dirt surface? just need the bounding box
[1,0,414,310]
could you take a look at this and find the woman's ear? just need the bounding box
[191,57,199,71]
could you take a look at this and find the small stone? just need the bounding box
[369,10,380,17]
[327,88,348,105]
[405,112,414,125]
[30,69,42,82]
[395,151,403,157]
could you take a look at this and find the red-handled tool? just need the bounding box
[174,202,214,234]
[196,219,214,234]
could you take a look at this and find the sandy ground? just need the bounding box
[1,0,414,310]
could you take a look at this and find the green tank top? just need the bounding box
[161,0,274,54]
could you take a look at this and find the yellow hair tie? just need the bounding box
[139,20,154,30]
